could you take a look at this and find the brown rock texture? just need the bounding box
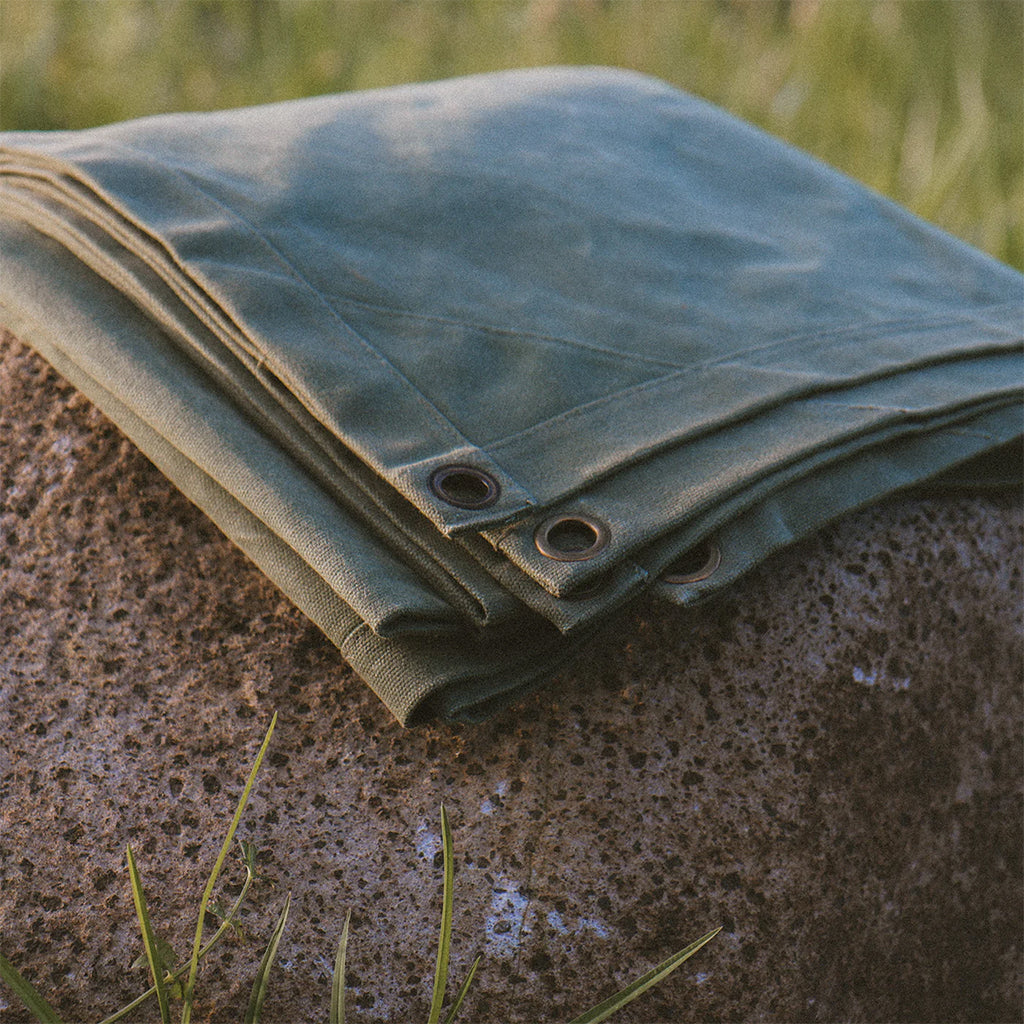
[1,328,1021,1023]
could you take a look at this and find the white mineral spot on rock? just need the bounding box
[313,952,333,979]
[695,971,709,984]
[479,797,494,815]
[484,876,529,959]
[852,665,877,686]
[853,665,910,690]
[41,433,78,498]
[546,909,568,934]
[50,433,73,457]
[415,826,440,862]
[578,917,609,938]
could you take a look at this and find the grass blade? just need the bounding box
[565,926,721,1024]
[0,952,64,1024]
[125,845,171,1024]
[243,892,291,1024]
[330,909,351,1024]
[442,953,481,1024]
[426,804,454,1024]
[181,711,277,1024]
[99,843,258,1024]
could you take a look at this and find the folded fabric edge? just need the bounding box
[650,405,1023,607]
[0,233,583,723]
[8,300,1017,727]
[2,313,608,725]
[0,315,490,725]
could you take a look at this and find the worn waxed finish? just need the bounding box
[0,67,1021,723]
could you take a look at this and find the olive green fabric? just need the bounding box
[1,67,1020,723]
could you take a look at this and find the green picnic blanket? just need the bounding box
[1,67,1020,723]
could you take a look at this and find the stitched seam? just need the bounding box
[326,293,692,371]
[484,317,1023,455]
[24,144,1020,478]
[484,366,1020,522]
[65,141,482,451]
[338,620,370,649]
[9,182,507,615]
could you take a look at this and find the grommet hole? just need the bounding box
[535,514,610,562]
[662,539,721,584]
[548,519,599,553]
[429,465,500,509]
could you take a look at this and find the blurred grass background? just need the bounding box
[1,0,1021,269]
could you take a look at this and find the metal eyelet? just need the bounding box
[429,465,500,509]
[534,514,610,562]
[661,540,721,584]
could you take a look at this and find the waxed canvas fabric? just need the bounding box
[1,67,1021,724]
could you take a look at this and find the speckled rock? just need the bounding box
[1,328,1021,1024]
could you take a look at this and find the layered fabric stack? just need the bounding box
[1,68,1020,724]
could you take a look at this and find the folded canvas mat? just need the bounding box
[1,67,1021,724]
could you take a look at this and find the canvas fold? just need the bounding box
[1,67,1020,723]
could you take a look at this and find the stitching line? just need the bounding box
[326,293,694,372]
[74,141,485,454]
[483,311,1022,455]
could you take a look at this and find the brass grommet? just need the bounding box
[534,514,610,562]
[429,465,500,509]
[661,540,721,583]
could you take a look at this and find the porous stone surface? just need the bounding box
[1,329,1021,1024]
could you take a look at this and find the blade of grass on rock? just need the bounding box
[0,952,64,1024]
[565,926,722,1024]
[99,841,258,1024]
[243,892,291,1024]
[427,804,455,1024]
[330,910,351,1024]
[181,711,277,1024]
[125,844,171,1024]
[442,954,481,1024]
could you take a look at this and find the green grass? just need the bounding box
[1,0,1020,269]
[0,715,720,1023]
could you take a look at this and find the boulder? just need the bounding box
[1,329,1020,1022]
